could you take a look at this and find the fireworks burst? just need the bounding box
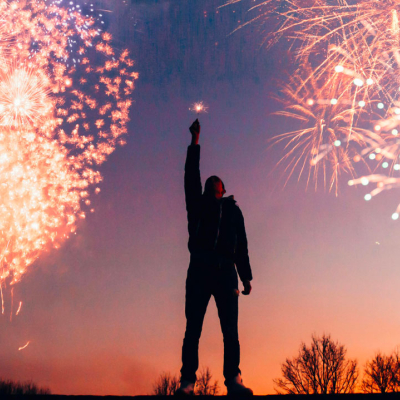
[271,67,369,194]
[226,0,400,216]
[0,0,137,308]
[49,0,107,66]
[0,66,53,128]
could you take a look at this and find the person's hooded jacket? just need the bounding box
[184,144,253,283]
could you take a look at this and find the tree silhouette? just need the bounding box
[361,352,400,393]
[273,334,358,394]
[0,378,50,395]
[152,367,220,395]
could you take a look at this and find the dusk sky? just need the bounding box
[2,0,400,396]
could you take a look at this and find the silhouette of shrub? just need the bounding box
[0,378,51,395]
[153,372,180,395]
[152,367,220,395]
[194,367,219,395]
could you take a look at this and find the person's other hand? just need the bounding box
[189,119,200,144]
[242,280,252,295]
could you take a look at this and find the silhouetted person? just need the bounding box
[175,119,253,396]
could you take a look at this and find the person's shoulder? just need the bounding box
[230,196,246,216]
[223,195,236,203]
[223,195,241,211]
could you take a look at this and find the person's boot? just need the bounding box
[225,374,253,396]
[175,380,195,396]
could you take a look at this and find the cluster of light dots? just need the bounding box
[49,0,106,66]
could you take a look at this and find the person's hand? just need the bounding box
[189,119,200,145]
[242,280,252,295]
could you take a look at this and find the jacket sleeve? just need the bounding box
[234,207,253,282]
[185,144,202,220]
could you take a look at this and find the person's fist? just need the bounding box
[189,119,200,136]
[242,280,252,295]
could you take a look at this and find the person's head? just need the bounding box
[204,175,226,199]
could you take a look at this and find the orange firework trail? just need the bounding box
[18,341,30,351]
[0,286,4,315]
[16,301,22,316]
[0,0,137,293]
[226,0,400,216]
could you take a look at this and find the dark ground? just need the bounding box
[4,394,400,399]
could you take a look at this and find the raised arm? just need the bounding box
[189,119,200,145]
[185,119,202,217]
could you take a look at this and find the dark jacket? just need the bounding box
[184,144,253,282]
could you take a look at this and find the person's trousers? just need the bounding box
[180,252,241,384]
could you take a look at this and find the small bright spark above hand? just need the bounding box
[189,101,208,114]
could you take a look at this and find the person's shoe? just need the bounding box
[226,374,253,396]
[175,380,195,396]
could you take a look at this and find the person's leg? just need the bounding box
[180,263,211,384]
[213,265,241,383]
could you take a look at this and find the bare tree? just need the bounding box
[195,367,220,395]
[273,334,358,394]
[361,352,400,393]
[153,372,179,396]
[393,351,400,390]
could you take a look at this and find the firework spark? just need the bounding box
[0,0,137,301]
[189,101,208,114]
